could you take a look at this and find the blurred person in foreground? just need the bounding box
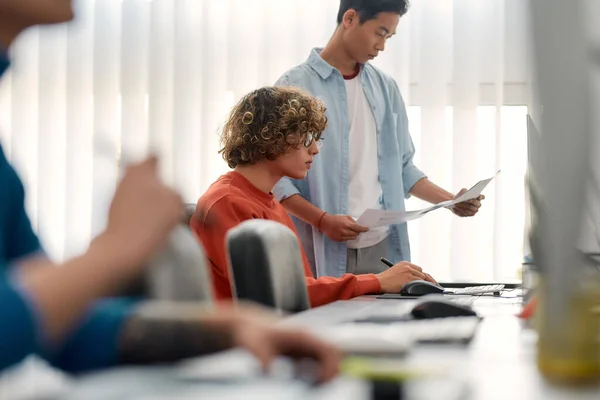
[0,0,339,382]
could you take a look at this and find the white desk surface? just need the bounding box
[287,294,600,400]
[5,294,600,400]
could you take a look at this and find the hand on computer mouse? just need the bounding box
[375,261,437,293]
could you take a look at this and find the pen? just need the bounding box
[380,257,394,268]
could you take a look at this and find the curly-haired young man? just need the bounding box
[191,86,436,307]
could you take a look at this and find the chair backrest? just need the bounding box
[144,225,214,303]
[226,219,310,313]
[183,203,197,226]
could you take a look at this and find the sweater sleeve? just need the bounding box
[190,196,263,300]
[43,298,139,374]
[305,274,381,307]
[0,280,39,372]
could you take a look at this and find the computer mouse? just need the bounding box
[400,280,446,296]
[411,298,478,319]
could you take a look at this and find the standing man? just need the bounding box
[274,0,483,278]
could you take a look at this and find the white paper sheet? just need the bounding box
[355,170,500,229]
[346,229,391,248]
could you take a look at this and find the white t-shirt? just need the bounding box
[344,71,389,249]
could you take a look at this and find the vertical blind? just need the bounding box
[0,0,531,281]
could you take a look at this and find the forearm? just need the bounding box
[118,302,236,364]
[409,178,454,204]
[19,233,141,345]
[280,194,325,228]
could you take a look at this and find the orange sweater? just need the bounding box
[190,171,381,307]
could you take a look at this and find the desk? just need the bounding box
[288,295,600,400]
[26,295,600,399]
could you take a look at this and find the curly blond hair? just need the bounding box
[219,86,328,168]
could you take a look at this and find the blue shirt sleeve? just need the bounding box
[390,80,427,198]
[272,74,303,202]
[0,280,39,372]
[7,201,42,261]
[43,298,140,374]
[0,146,43,262]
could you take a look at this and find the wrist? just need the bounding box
[90,231,143,271]
[316,211,328,232]
[375,273,388,293]
[435,190,455,203]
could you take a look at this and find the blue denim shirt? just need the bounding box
[274,48,426,278]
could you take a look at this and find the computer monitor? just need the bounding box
[524,114,541,264]
[528,0,592,326]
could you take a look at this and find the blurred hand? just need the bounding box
[320,214,368,242]
[101,156,183,267]
[376,261,437,293]
[204,302,341,383]
[451,189,484,217]
[232,320,341,383]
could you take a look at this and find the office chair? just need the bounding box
[183,203,197,226]
[226,220,310,314]
[143,224,214,303]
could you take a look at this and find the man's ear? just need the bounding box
[343,9,358,28]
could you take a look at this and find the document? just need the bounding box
[346,228,392,248]
[356,170,500,229]
[449,170,500,205]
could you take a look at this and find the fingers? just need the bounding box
[453,201,480,216]
[274,330,341,383]
[394,261,422,272]
[410,271,426,281]
[454,205,478,216]
[144,154,158,168]
[395,262,433,282]
[466,199,481,209]
[340,229,360,241]
[404,262,422,272]
[341,216,369,233]
[130,155,158,171]
[452,189,485,217]
[348,223,369,234]
[245,335,275,373]
[423,273,438,284]
[453,208,467,217]
[452,193,485,216]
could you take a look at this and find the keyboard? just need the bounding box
[444,284,505,295]
[399,316,480,343]
[435,295,474,307]
[339,316,481,345]
[311,325,412,356]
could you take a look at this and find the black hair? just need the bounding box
[336,0,410,24]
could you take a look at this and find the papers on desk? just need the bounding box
[356,170,500,229]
